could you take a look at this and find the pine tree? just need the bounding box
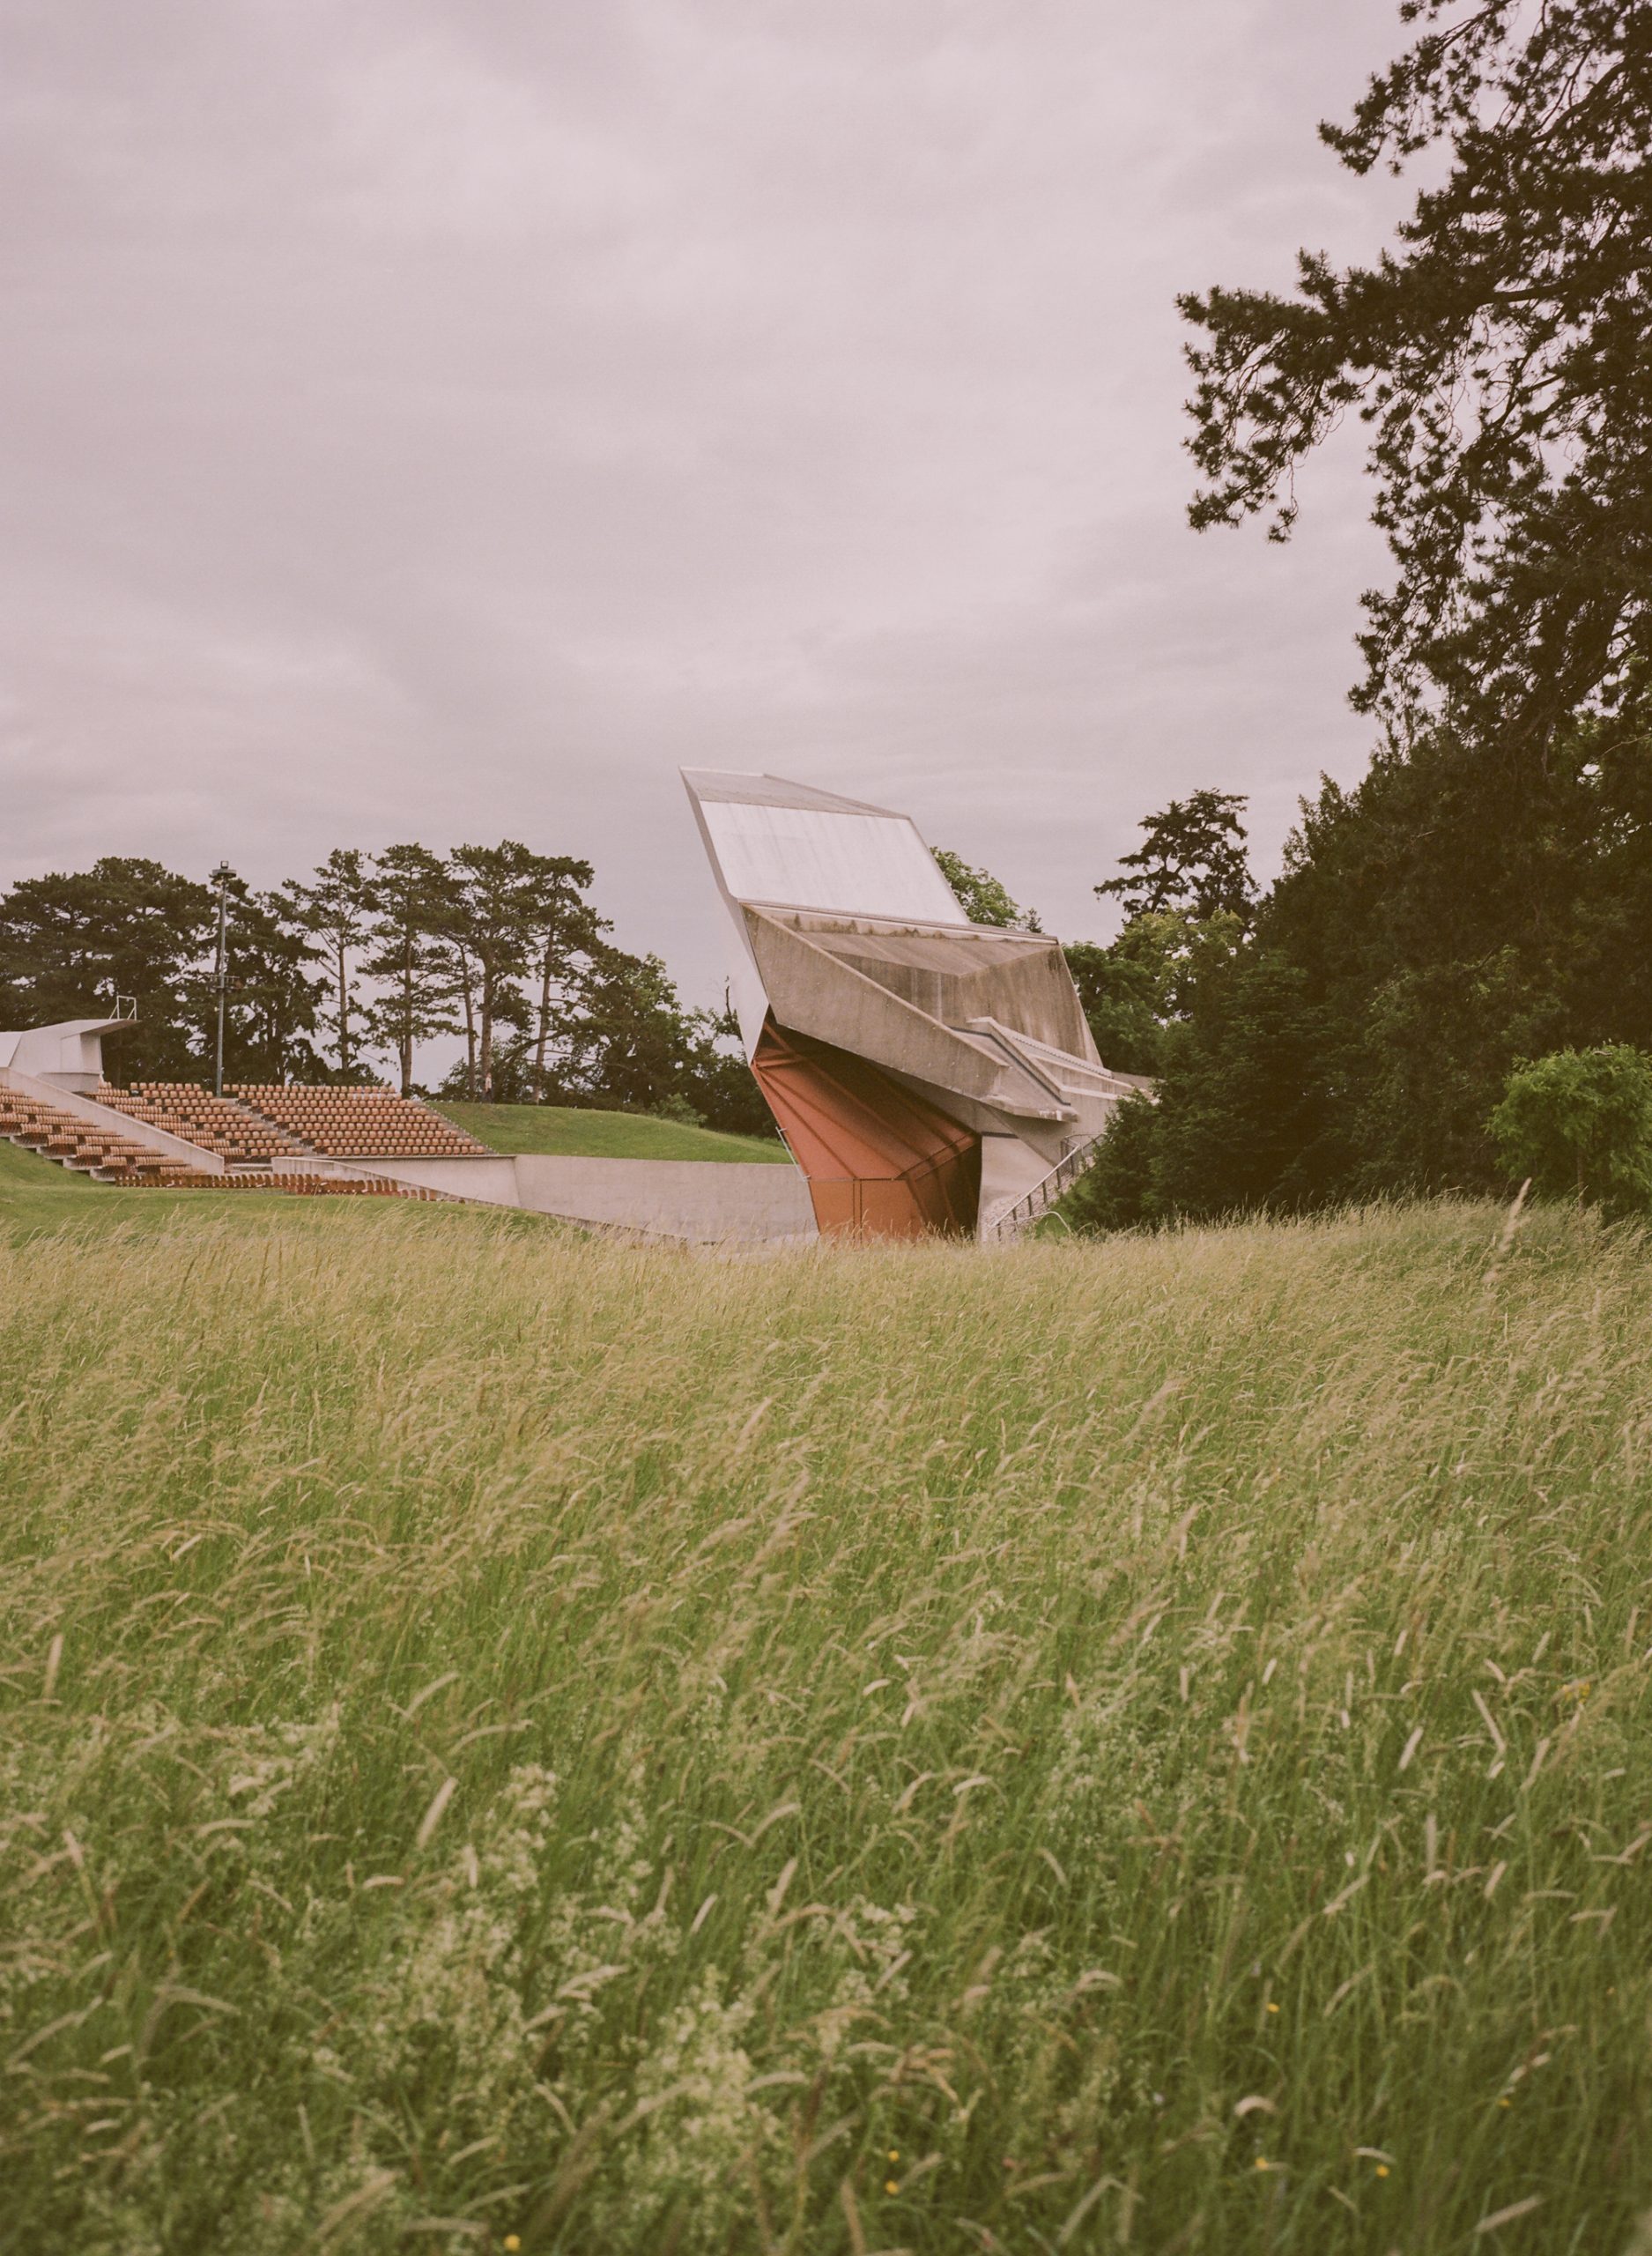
[522,858,605,1103]
[1181,0,1652,741]
[288,850,374,1081]
[361,846,460,1096]
[1094,792,1253,924]
[442,844,551,1102]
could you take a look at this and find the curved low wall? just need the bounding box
[354,1153,818,1245]
[515,1155,816,1243]
[334,1156,522,1205]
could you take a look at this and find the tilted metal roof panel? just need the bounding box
[683,768,969,926]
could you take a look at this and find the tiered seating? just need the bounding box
[228,1085,493,1159]
[0,1086,445,1198]
[184,1173,445,1198]
[95,1084,311,1167]
[0,1089,212,1186]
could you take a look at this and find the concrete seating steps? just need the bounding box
[0,1091,211,1184]
[95,1084,312,1166]
[182,1174,444,1198]
[0,1090,440,1198]
[227,1084,492,1160]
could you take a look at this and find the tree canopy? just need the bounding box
[1094,790,1254,923]
[1491,1042,1652,1214]
[0,858,214,1081]
[931,850,1041,930]
[0,842,770,1138]
[1064,0,1652,1232]
[1181,0,1652,739]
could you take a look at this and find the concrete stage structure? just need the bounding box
[0,1016,136,1095]
[1,772,1145,1245]
[683,768,1143,1240]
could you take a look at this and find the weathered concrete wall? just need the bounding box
[353,1152,817,1244]
[977,1132,1053,1235]
[342,1156,524,1205]
[513,1156,816,1243]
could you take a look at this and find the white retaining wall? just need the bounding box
[344,1157,522,1205]
[360,1153,818,1244]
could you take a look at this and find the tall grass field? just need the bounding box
[3,1193,1650,2252]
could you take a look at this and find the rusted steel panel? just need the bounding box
[750,1017,980,1240]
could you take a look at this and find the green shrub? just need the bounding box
[1490,1043,1652,1217]
[1058,1090,1159,1231]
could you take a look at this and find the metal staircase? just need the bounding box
[982,1134,1107,1243]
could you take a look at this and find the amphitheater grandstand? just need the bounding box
[0,1085,211,1185]
[0,1011,495,1201]
[2,1023,803,1240]
[96,1084,314,1167]
[0,1083,456,1199]
[227,1085,493,1160]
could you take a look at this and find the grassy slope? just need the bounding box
[0,1138,557,1249]
[433,1099,789,1162]
[0,1135,124,1234]
[3,1199,1650,2252]
[0,1137,332,1244]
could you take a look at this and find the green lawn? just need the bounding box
[0,1134,119,1232]
[433,1099,789,1163]
[3,1196,1649,2252]
[0,1136,297,1243]
[0,1137,555,1247]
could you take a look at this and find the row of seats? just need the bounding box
[227,1085,492,1160]
[95,1084,310,1166]
[1,1088,443,1198]
[0,1090,211,1186]
[165,1171,444,1198]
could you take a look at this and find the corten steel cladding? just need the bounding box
[751,1018,981,1239]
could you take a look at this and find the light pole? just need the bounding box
[211,863,233,1096]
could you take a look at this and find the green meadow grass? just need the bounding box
[432,1102,788,1163]
[3,1193,1651,2253]
[0,1135,138,1236]
[0,1141,560,1251]
[0,1139,411,1246]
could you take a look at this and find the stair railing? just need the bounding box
[984,1134,1107,1243]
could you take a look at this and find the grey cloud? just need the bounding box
[2,0,1406,1008]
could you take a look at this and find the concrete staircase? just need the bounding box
[982,1134,1107,1243]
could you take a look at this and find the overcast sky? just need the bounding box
[2,0,1411,1007]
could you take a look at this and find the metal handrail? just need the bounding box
[985,1134,1105,1243]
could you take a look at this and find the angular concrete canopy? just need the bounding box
[0,1017,131,1095]
[683,768,1139,1240]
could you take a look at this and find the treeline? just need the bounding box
[0,845,771,1134]
[1064,0,1652,1228]
[1055,725,1652,1226]
[955,716,1652,1224]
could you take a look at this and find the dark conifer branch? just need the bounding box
[1180,0,1652,738]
